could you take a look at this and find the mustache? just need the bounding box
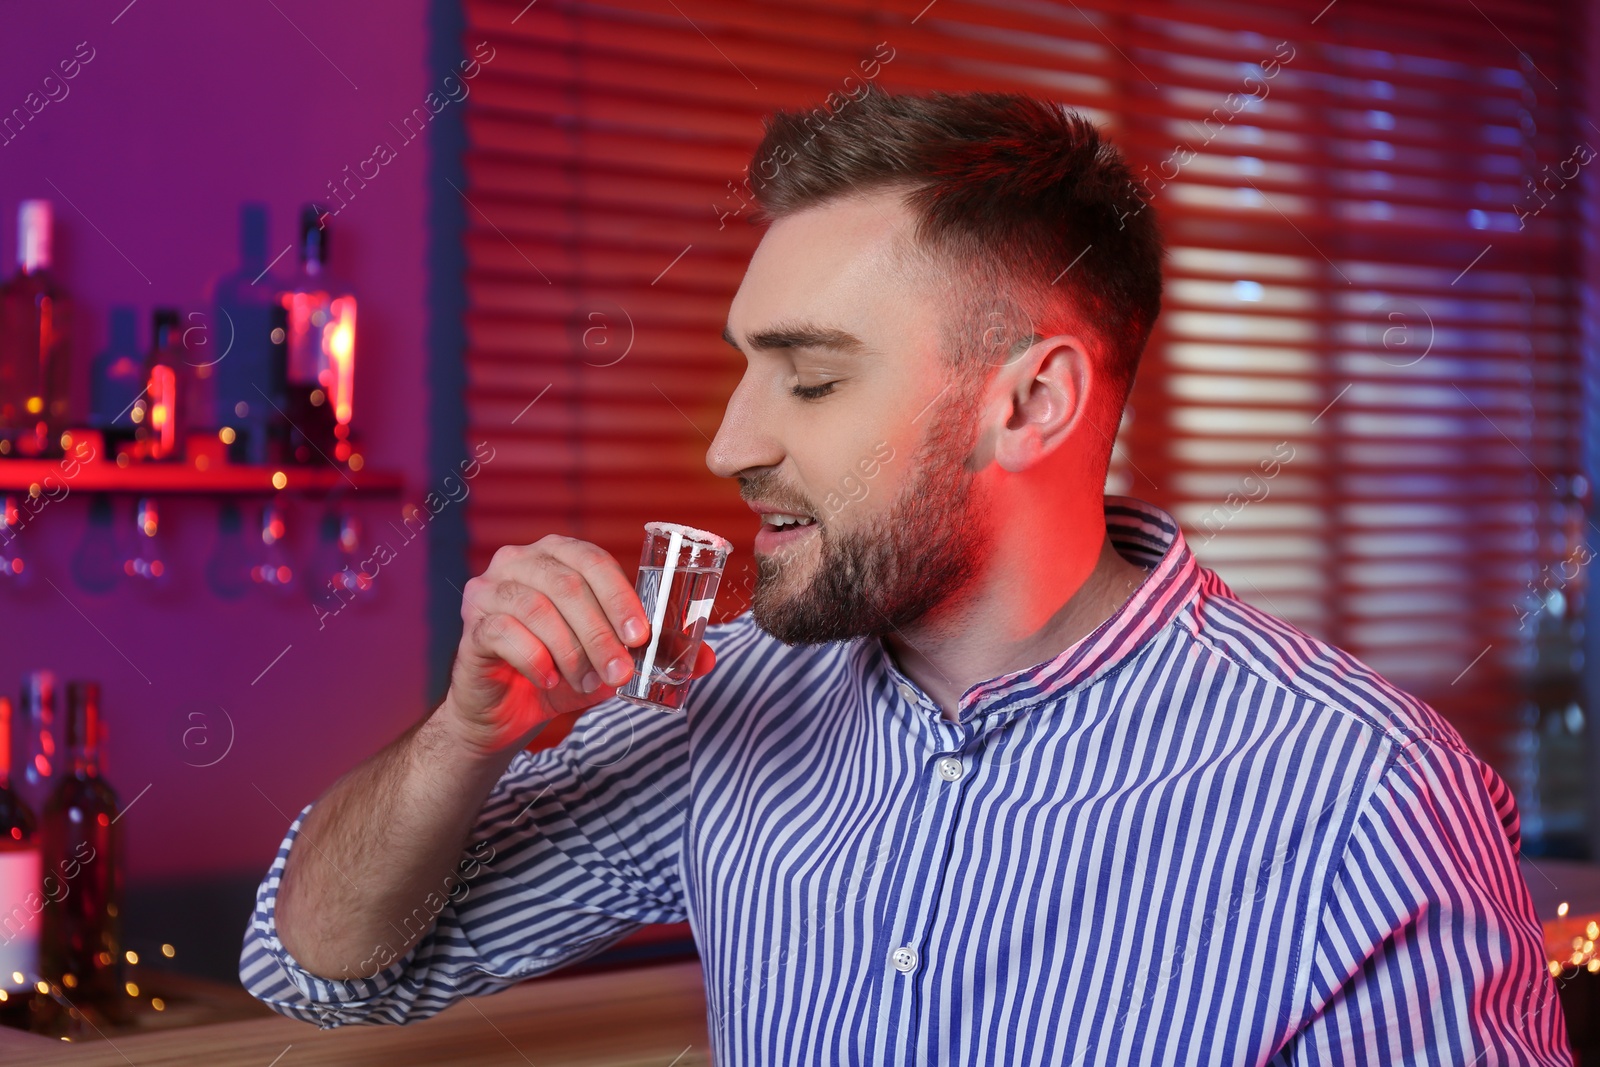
[738,477,815,517]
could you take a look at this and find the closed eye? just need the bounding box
[790,381,837,400]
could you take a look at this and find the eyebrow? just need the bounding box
[722,321,868,355]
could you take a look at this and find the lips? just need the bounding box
[743,493,819,557]
[746,498,812,524]
[759,513,815,530]
[749,502,818,555]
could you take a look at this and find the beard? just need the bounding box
[747,381,994,646]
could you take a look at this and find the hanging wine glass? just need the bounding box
[251,498,297,596]
[123,496,172,589]
[309,508,358,618]
[0,494,31,587]
[206,500,252,600]
[333,509,374,602]
[70,493,121,594]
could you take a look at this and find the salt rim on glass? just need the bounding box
[642,521,733,555]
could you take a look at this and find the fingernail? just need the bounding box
[580,671,600,693]
[624,618,646,643]
[606,657,632,685]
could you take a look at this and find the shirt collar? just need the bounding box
[863,495,1202,727]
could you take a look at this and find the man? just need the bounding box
[241,86,1572,1065]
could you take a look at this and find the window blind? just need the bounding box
[455,0,1588,851]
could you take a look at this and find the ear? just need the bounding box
[992,334,1093,473]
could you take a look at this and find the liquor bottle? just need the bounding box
[212,202,286,465]
[184,310,219,441]
[16,673,57,816]
[88,307,143,451]
[279,205,353,463]
[0,696,43,1031]
[39,682,122,1018]
[132,309,183,461]
[0,200,73,459]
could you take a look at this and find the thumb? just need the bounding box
[691,640,717,678]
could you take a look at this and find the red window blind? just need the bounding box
[455,0,1589,849]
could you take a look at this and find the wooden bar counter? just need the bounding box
[0,960,711,1067]
[3,857,1591,1063]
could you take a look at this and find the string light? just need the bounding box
[0,942,182,1034]
[1544,905,1600,977]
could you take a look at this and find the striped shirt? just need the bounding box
[240,495,1572,1065]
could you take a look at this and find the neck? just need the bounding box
[882,496,1149,723]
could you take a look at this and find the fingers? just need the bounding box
[542,537,651,649]
[691,640,716,678]
[465,611,559,690]
[465,536,721,706]
[466,578,588,692]
[467,543,638,693]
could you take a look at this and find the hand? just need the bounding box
[441,535,716,758]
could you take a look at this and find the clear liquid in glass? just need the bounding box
[617,564,722,712]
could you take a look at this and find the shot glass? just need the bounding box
[615,522,733,714]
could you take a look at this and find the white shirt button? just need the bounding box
[890,945,918,973]
[896,682,918,704]
[936,756,964,781]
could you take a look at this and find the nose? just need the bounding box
[706,369,782,480]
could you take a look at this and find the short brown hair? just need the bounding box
[745,85,1164,458]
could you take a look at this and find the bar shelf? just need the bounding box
[0,459,402,496]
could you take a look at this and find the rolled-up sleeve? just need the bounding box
[239,698,692,1027]
[1278,735,1572,1065]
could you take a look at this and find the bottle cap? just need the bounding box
[153,308,181,347]
[109,306,138,350]
[17,199,51,272]
[300,203,327,270]
[240,202,269,270]
[20,671,56,721]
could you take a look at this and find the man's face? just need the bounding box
[707,190,997,645]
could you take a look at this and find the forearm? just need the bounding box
[273,700,541,980]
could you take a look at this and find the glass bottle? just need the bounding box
[182,310,219,441]
[132,310,183,462]
[0,695,43,1031]
[212,202,286,465]
[279,205,352,463]
[39,682,122,1018]
[88,307,143,453]
[16,673,56,816]
[0,200,73,459]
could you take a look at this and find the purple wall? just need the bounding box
[0,1,436,892]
